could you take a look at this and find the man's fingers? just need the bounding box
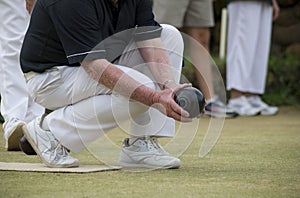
[169,111,192,122]
[173,83,192,94]
[171,99,190,117]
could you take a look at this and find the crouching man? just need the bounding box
[21,0,196,169]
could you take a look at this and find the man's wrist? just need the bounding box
[162,79,175,90]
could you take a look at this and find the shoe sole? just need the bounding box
[118,152,181,170]
[237,112,260,116]
[22,125,79,168]
[260,111,279,116]
[6,122,25,151]
[118,161,180,170]
[205,111,239,119]
[228,107,261,116]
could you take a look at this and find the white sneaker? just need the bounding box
[119,137,181,169]
[22,116,79,168]
[247,96,279,116]
[205,97,238,118]
[4,118,26,151]
[227,96,262,116]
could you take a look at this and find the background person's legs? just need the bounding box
[226,2,264,116]
[153,0,189,28]
[154,0,237,118]
[0,0,44,150]
[184,0,215,101]
[187,27,213,100]
[226,2,263,96]
[185,1,237,118]
[226,1,277,116]
[249,3,273,95]
[154,0,215,101]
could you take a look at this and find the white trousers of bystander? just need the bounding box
[0,0,44,140]
[226,1,273,94]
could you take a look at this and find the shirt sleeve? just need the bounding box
[47,0,106,64]
[134,0,162,42]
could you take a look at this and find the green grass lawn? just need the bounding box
[0,106,299,198]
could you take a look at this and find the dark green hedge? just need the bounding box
[264,55,300,106]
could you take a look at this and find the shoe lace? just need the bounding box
[50,142,70,163]
[55,143,69,156]
[143,137,156,151]
[149,137,159,148]
[47,133,69,162]
[150,137,169,155]
[135,137,161,154]
[131,137,168,155]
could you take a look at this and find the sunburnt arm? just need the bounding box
[81,58,191,122]
[137,38,193,120]
[136,38,177,90]
[81,58,156,106]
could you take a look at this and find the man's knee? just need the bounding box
[160,24,184,79]
[134,72,156,90]
[160,24,184,51]
[120,67,157,90]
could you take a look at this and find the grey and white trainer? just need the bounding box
[227,96,262,116]
[119,137,181,169]
[22,116,79,168]
[247,96,279,116]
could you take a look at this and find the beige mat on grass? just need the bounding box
[0,162,121,173]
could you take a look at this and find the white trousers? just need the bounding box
[26,25,184,153]
[226,1,273,94]
[0,0,44,138]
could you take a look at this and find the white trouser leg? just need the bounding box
[251,4,272,94]
[226,1,272,94]
[28,66,157,152]
[42,66,155,153]
[0,0,44,138]
[116,24,183,137]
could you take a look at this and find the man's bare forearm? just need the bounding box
[137,38,179,90]
[81,59,158,107]
[81,58,191,121]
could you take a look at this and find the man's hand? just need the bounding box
[25,0,36,14]
[152,83,194,122]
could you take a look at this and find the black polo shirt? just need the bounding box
[20,0,162,73]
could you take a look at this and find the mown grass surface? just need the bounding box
[0,106,299,198]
